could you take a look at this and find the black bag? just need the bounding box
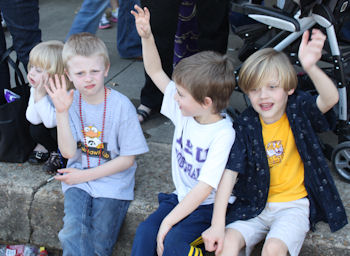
[0,47,35,162]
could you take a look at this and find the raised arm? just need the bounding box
[298,29,339,113]
[46,74,76,158]
[131,5,170,93]
[202,169,238,255]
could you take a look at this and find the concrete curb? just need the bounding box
[1,140,349,255]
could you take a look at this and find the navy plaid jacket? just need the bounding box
[226,90,347,232]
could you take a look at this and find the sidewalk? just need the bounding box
[0,0,349,255]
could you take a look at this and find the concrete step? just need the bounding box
[0,141,349,255]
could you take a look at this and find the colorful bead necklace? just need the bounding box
[79,87,107,168]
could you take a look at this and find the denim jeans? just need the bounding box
[131,193,213,256]
[117,0,141,58]
[66,0,141,58]
[58,188,130,256]
[0,0,41,104]
[66,0,109,39]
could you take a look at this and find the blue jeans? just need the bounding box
[0,0,41,104]
[131,193,213,256]
[58,188,130,256]
[66,0,141,58]
[117,0,141,58]
[66,0,109,39]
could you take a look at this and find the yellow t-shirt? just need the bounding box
[261,113,308,202]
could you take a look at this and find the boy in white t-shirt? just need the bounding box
[131,6,236,256]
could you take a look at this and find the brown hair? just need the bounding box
[238,48,297,93]
[172,51,236,113]
[63,32,110,68]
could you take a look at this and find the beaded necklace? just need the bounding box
[79,87,107,168]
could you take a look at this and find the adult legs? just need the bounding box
[131,193,178,256]
[91,197,130,256]
[66,0,109,40]
[0,25,10,105]
[138,0,181,113]
[0,0,41,103]
[196,0,229,54]
[117,0,142,58]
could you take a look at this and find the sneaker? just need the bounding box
[110,8,118,23]
[43,152,62,174]
[28,151,50,164]
[99,13,111,29]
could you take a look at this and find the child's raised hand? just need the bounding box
[46,74,74,113]
[34,73,49,101]
[298,29,326,71]
[131,5,151,39]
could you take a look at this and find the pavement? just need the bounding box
[0,0,349,255]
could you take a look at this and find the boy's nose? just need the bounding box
[259,87,268,98]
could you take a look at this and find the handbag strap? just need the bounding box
[0,46,26,88]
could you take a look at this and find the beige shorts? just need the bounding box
[226,198,310,256]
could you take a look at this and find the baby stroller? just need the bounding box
[230,0,350,182]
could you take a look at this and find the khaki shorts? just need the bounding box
[227,198,310,256]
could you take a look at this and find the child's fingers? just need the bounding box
[46,77,56,95]
[132,4,143,16]
[215,239,224,255]
[300,30,310,49]
[144,7,150,19]
[54,74,63,90]
[60,74,67,91]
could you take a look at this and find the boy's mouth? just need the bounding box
[85,84,95,89]
[260,103,273,111]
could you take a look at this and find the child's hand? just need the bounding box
[202,225,225,255]
[54,168,85,185]
[46,74,74,113]
[298,29,326,72]
[34,74,49,101]
[156,220,173,256]
[131,5,152,39]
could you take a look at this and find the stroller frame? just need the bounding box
[231,0,350,181]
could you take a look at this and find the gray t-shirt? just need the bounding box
[62,89,148,200]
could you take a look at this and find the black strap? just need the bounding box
[0,46,26,88]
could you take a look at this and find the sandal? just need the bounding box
[137,108,151,123]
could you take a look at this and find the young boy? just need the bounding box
[131,5,236,256]
[46,33,149,256]
[202,29,348,256]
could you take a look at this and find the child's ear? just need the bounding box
[104,64,110,77]
[288,88,295,95]
[65,69,72,82]
[203,96,213,108]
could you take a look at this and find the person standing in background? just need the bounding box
[0,0,41,104]
[66,0,142,59]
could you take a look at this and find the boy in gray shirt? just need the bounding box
[46,32,148,256]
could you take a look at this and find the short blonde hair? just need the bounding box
[238,48,297,93]
[172,51,236,113]
[63,32,110,69]
[28,40,73,89]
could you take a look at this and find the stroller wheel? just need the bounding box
[332,141,350,182]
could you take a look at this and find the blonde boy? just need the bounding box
[46,33,148,256]
[131,5,236,256]
[202,29,347,256]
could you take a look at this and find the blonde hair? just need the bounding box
[63,32,110,68]
[238,48,297,93]
[28,40,73,89]
[172,51,236,113]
